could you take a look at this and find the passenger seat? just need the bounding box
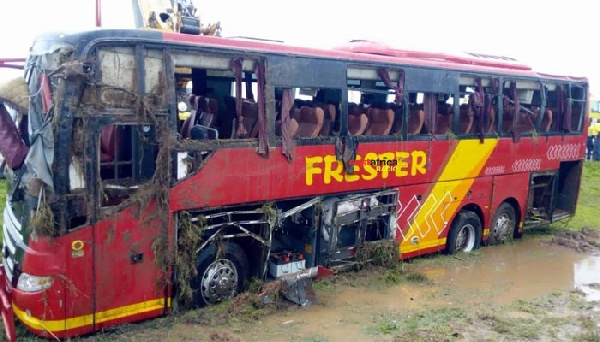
[366,107,394,135]
[290,106,324,138]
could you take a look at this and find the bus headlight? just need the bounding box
[17,273,54,292]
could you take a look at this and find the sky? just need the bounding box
[0,0,597,96]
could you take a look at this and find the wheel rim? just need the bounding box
[492,213,513,243]
[455,224,476,252]
[201,259,238,305]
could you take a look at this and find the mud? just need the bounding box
[19,234,600,342]
[549,227,600,253]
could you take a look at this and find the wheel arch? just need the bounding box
[460,203,485,228]
[200,225,266,280]
[502,197,522,226]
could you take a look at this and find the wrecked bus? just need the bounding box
[0,30,589,340]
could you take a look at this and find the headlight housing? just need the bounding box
[17,273,54,292]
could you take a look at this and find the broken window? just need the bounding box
[99,123,157,207]
[500,80,545,140]
[275,87,342,138]
[459,76,500,137]
[346,67,404,137]
[569,84,586,133]
[406,92,454,136]
[172,52,265,141]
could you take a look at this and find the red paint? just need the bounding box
[0,58,25,70]
[0,266,15,342]
[333,40,532,71]
[96,0,102,27]
[162,32,587,82]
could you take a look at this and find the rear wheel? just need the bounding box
[445,211,482,254]
[192,241,249,308]
[488,203,517,245]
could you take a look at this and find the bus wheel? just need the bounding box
[488,203,516,246]
[193,241,249,307]
[445,211,481,254]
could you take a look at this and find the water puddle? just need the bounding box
[574,255,600,302]
[419,236,600,305]
[244,236,600,341]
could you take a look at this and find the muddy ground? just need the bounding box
[40,230,597,342]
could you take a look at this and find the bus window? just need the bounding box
[406,92,425,136]
[501,80,545,136]
[459,76,499,136]
[275,87,341,138]
[171,52,264,141]
[346,67,404,137]
[544,83,578,134]
[99,123,157,207]
[570,84,586,133]
[406,92,453,136]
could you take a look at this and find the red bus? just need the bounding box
[0,30,589,341]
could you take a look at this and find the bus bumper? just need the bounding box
[0,264,16,342]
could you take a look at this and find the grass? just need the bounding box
[367,306,467,340]
[311,263,432,295]
[365,291,599,342]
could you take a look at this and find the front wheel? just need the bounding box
[192,241,249,308]
[445,211,482,254]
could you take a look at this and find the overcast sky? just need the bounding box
[0,0,597,95]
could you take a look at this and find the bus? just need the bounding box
[0,30,589,341]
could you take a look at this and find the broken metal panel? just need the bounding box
[277,197,321,223]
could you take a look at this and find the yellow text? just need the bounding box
[305,150,427,186]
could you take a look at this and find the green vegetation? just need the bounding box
[367,306,468,338]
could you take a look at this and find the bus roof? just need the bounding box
[32,29,588,83]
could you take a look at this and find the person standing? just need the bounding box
[594,133,600,161]
[587,134,595,160]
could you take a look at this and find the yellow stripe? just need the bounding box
[401,139,498,254]
[14,297,170,332]
[483,228,490,236]
[401,238,446,253]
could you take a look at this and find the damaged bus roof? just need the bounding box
[29,28,588,83]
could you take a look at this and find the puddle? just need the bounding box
[234,236,600,341]
[420,236,600,305]
[574,255,600,301]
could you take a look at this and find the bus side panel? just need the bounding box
[63,226,94,337]
[396,183,435,259]
[460,175,495,232]
[92,203,166,331]
[489,173,530,236]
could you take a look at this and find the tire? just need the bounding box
[192,241,249,308]
[445,211,482,254]
[487,203,517,246]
